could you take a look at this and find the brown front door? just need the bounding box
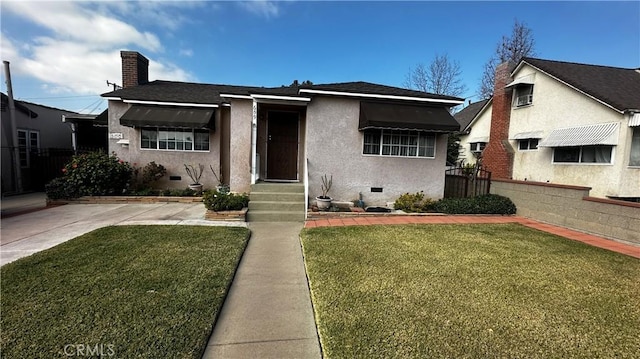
[267,111,299,180]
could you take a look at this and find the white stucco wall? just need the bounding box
[305,97,449,206]
[108,100,222,190]
[508,64,638,198]
[459,103,492,165]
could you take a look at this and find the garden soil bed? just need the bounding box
[47,196,203,205]
[205,208,248,222]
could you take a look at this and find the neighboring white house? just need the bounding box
[454,99,491,165]
[102,51,464,209]
[459,57,640,200]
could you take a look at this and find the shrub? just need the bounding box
[203,190,249,211]
[45,152,133,199]
[394,191,434,212]
[130,162,167,192]
[162,188,199,197]
[431,194,516,215]
[44,177,80,200]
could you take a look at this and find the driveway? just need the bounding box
[0,202,245,267]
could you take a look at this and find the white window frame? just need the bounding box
[470,142,486,153]
[552,145,614,164]
[140,127,210,152]
[17,129,40,168]
[630,127,640,167]
[362,129,436,159]
[518,138,539,151]
[513,84,534,107]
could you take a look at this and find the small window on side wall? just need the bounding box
[470,142,486,153]
[518,138,538,151]
[514,84,533,107]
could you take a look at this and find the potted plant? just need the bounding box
[210,164,230,194]
[316,174,333,210]
[184,163,204,193]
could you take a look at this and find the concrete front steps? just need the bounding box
[247,182,306,222]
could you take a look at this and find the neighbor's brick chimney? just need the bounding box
[482,61,516,179]
[121,51,149,88]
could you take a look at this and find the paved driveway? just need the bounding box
[0,202,245,266]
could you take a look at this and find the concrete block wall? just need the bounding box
[491,178,640,245]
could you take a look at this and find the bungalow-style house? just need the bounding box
[1,93,75,194]
[458,58,640,200]
[102,51,463,213]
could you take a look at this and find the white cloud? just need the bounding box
[1,1,195,98]
[179,49,194,57]
[239,1,280,18]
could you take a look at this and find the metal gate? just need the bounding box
[444,164,491,198]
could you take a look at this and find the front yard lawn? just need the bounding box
[301,224,640,358]
[1,225,249,358]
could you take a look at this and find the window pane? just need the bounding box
[530,139,538,150]
[194,130,210,151]
[630,128,640,166]
[363,130,381,155]
[418,134,435,157]
[29,132,39,149]
[141,128,157,149]
[554,147,580,162]
[519,140,528,150]
[581,146,611,163]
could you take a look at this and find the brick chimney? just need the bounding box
[482,61,516,179]
[121,51,149,88]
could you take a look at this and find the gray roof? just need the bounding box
[522,57,640,112]
[453,99,489,132]
[102,80,463,105]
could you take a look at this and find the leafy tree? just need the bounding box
[477,19,536,99]
[404,53,466,97]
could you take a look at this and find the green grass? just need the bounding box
[1,225,249,358]
[301,224,640,358]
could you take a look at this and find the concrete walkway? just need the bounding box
[203,222,321,358]
[0,202,245,266]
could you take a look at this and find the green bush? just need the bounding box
[203,190,249,211]
[431,194,516,215]
[394,191,434,212]
[45,152,133,199]
[44,177,80,200]
[130,161,167,195]
[161,188,199,197]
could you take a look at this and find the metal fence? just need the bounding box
[444,164,492,198]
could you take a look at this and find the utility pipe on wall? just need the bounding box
[3,60,22,193]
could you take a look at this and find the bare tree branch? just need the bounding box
[477,19,536,99]
[404,54,466,97]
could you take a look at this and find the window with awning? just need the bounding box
[538,123,619,147]
[358,102,460,132]
[120,105,215,130]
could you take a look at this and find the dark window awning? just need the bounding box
[120,105,215,130]
[359,102,460,132]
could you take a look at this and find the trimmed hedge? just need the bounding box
[203,190,249,211]
[431,194,517,215]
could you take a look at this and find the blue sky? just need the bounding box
[1,1,638,113]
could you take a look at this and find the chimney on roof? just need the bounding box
[482,61,516,179]
[121,51,149,88]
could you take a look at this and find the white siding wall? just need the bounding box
[459,104,492,165]
[509,64,635,198]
